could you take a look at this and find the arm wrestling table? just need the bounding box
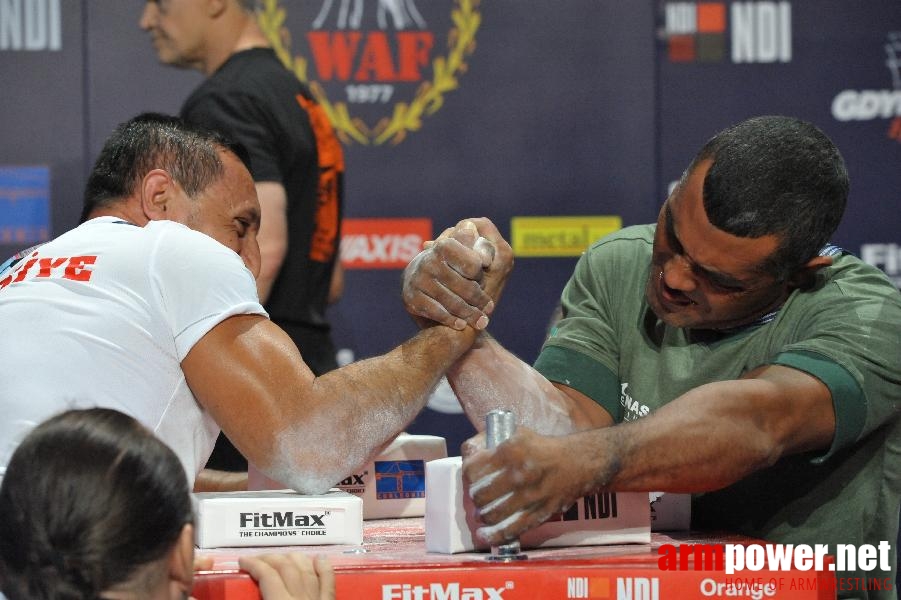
[191,518,836,600]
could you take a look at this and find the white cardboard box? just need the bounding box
[249,433,447,520]
[192,489,363,548]
[425,456,650,554]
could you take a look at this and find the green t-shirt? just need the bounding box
[535,225,901,597]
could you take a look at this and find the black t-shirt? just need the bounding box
[181,48,343,335]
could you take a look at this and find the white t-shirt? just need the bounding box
[0,217,267,485]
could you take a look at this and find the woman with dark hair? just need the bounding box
[0,408,334,600]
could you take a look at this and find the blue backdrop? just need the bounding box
[1,1,899,455]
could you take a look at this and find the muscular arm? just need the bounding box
[594,364,834,491]
[182,315,477,494]
[255,182,288,304]
[466,363,836,544]
[447,333,613,435]
[194,469,249,492]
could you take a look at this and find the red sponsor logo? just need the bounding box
[259,1,480,145]
[340,218,432,269]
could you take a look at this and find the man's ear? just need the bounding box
[140,169,174,221]
[207,0,227,18]
[787,255,833,290]
[167,524,195,595]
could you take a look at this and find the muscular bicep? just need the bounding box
[553,382,615,430]
[739,363,836,457]
[182,314,314,467]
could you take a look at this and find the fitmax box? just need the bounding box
[249,433,447,520]
[425,457,650,554]
[192,489,362,549]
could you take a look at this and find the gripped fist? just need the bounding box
[461,428,592,546]
[402,218,513,331]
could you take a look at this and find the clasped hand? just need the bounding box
[403,219,593,546]
[401,217,513,331]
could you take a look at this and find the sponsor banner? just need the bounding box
[372,568,859,600]
[340,217,432,269]
[661,1,792,64]
[831,31,901,140]
[0,165,50,245]
[0,0,62,51]
[256,0,480,145]
[192,563,841,600]
[510,216,621,258]
[192,537,895,598]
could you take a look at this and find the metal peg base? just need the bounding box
[484,410,527,561]
[485,409,516,449]
[486,541,528,562]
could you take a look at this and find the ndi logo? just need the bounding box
[617,578,659,600]
[545,492,618,522]
[0,0,61,51]
[662,2,791,64]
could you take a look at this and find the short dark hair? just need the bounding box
[0,408,192,600]
[687,115,849,279]
[80,112,251,222]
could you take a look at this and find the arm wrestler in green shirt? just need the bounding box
[402,116,901,599]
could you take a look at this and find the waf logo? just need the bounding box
[662,2,791,63]
[258,0,480,145]
[340,218,432,269]
[375,459,425,499]
[831,32,901,142]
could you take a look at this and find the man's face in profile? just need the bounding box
[166,150,263,279]
[139,0,208,70]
